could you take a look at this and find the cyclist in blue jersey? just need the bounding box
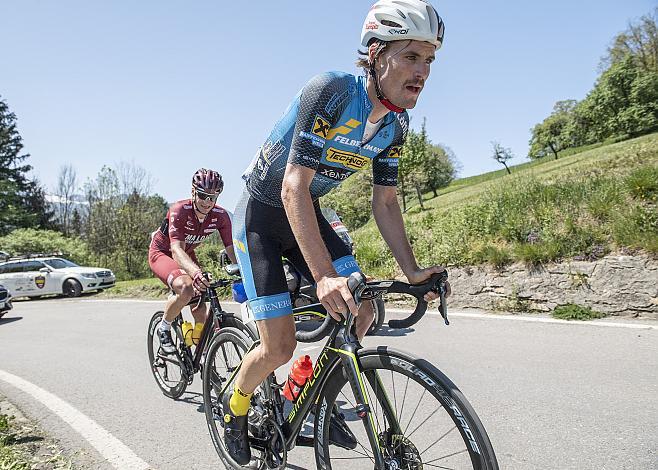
[225,0,449,464]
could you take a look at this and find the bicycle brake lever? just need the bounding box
[434,281,449,326]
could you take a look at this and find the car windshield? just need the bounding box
[44,258,79,269]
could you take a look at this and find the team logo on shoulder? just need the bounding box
[312,115,331,139]
[326,148,369,170]
[388,146,402,158]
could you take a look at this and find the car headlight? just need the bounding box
[81,273,97,279]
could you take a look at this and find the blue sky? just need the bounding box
[1,0,654,209]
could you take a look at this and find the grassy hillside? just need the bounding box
[354,133,658,278]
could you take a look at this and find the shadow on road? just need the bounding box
[371,325,414,337]
[175,391,204,413]
[0,316,22,325]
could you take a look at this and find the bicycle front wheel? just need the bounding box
[314,348,498,470]
[147,311,188,399]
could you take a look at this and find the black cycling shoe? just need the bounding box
[158,327,176,355]
[222,393,251,465]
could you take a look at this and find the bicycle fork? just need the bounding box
[330,340,387,469]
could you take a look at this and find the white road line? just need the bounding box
[28,298,658,330]
[0,369,151,470]
[385,309,656,330]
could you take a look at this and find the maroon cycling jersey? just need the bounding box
[150,199,232,255]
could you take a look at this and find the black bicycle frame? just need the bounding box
[221,316,393,469]
[176,283,232,375]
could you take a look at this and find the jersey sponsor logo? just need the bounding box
[182,204,192,209]
[35,275,46,289]
[377,158,400,164]
[332,136,383,154]
[326,119,361,140]
[397,113,409,137]
[256,139,287,180]
[388,146,402,158]
[204,229,215,234]
[363,143,384,153]
[185,234,210,244]
[312,115,331,139]
[211,218,217,222]
[299,131,325,148]
[326,148,369,170]
[211,207,224,213]
[318,163,352,181]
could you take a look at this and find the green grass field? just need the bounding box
[354,133,658,278]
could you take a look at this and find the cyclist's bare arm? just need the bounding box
[171,241,201,277]
[224,244,237,264]
[282,162,358,318]
[372,184,442,301]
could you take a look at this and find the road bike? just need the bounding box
[147,277,257,399]
[202,271,499,469]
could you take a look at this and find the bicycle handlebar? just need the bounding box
[295,270,449,343]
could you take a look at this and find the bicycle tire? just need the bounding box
[314,347,498,470]
[202,326,255,469]
[147,311,188,399]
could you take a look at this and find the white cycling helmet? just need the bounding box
[361,0,445,49]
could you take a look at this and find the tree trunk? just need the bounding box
[415,185,425,211]
[503,163,511,175]
[432,186,438,197]
[548,142,559,160]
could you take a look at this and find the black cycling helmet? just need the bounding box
[192,168,223,194]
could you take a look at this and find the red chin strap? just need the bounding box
[379,98,404,113]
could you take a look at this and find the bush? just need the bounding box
[552,304,605,320]
[0,228,90,265]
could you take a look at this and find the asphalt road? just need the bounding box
[0,296,656,469]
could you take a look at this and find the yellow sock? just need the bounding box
[229,386,252,416]
[192,322,204,344]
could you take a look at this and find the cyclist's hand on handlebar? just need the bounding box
[316,274,359,321]
[192,270,211,293]
[406,266,451,301]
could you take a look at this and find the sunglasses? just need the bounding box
[195,190,219,202]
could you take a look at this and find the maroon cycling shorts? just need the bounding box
[148,249,200,288]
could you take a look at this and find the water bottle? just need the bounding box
[283,355,313,401]
[181,321,194,347]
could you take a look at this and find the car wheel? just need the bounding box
[63,279,83,298]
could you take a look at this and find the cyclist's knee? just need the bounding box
[260,338,296,368]
[172,277,194,302]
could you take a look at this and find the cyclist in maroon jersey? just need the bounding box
[149,168,236,354]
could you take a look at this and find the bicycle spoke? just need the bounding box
[406,405,442,439]
[399,375,410,422]
[420,425,458,455]
[403,387,426,435]
[423,448,468,465]
[422,462,457,470]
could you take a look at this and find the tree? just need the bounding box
[578,57,658,142]
[423,144,456,196]
[55,164,78,235]
[529,100,578,159]
[601,8,658,73]
[491,141,514,174]
[0,96,53,234]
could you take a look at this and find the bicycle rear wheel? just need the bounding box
[147,311,188,399]
[314,348,498,469]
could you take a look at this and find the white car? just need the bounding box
[0,257,116,298]
[0,284,12,317]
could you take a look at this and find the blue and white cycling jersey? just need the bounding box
[244,72,409,207]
